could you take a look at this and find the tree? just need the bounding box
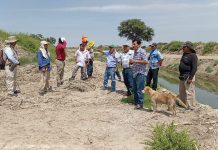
[118,19,154,42]
[46,37,56,45]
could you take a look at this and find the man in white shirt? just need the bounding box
[69,43,91,80]
[120,43,134,96]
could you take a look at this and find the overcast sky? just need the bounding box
[1,0,218,46]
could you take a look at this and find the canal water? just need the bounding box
[158,70,218,109]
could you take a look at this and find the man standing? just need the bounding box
[3,36,20,96]
[97,44,120,92]
[55,37,67,87]
[120,43,134,96]
[179,41,198,110]
[146,43,163,91]
[37,41,52,94]
[130,39,148,109]
[86,41,95,78]
[69,43,90,80]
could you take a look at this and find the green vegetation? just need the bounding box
[205,66,213,73]
[118,19,154,41]
[214,60,218,66]
[146,122,198,150]
[0,29,56,63]
[203,42,217,54]
[162,41,183,52]
[121,94,152,110]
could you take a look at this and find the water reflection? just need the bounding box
[159,69,218,109]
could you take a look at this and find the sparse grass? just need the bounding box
[205,66,213,73]
[19,56,37,65]
[0,30,56,63]
[146,122,198,150]
[203,42,217,54]
[213,60,218,67]
[121,93,152,110]
[162,41,183,52]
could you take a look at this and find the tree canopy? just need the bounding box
[118,19,154,42]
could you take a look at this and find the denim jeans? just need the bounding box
[103,67,116,91]
[133,74,145,105]
[115,69,121,80]
[122,68,133,95]
[87,62,93,77]
[146,68,159,90]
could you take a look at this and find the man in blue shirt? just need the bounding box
[146,43,163,91]
[97,44,120,92]
[130,39,148,109]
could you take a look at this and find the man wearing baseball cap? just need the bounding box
[179,41,198,110]
[3,36,20,96]
[120,43,134,96]
[146,42,163,91]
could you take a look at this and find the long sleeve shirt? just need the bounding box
[179,52,198,80]
[3,46,19,64]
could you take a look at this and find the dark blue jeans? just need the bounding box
[87,63,93,77]
[133,74,145,105]
[146,68,159,90]
[122,68,133,95]
[103,67,116,91]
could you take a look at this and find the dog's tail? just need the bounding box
[175,95,187,108]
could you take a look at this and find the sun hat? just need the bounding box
[182,41,194,50]
[41,41,49,45]
[5,36,18,43]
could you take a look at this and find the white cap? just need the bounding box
[61,37,66,42]
[41,41,48,45]
[123,43,130,47]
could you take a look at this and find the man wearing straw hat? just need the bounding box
[3,36,20,96]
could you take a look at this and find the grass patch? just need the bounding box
[203,42,217,54]
[19,56,37,65]
[205,66,213,73]
[146,122,198,150]
[121,93,152,110]
[213,60,218,67]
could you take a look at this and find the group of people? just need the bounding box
[0,35,198,111]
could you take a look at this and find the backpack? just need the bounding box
[0,49,5,70]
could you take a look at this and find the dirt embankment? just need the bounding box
[162,54,218,80]
[0,48,218,150]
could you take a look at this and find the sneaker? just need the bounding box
[135,104,141,109]
[69,77,75,81]
[125,92,132,96]
[14,90,21,94]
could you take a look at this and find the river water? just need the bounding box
[158,70,218,109]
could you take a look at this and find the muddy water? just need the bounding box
[159,70,218,109]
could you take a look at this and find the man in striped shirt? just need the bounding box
[129,38,148,109]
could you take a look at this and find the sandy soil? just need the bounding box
[0,55,218,150]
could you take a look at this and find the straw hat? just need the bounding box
[5,36,18,43]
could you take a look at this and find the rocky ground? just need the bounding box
[0,50,218,149]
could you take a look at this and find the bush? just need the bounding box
[162,41,183,52]
[203,42,218,54]
[0,30,9,40]
[146,122,198,150]
[205,66,213,73]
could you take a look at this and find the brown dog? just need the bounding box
[144,87,187,115]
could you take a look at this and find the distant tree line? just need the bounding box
[30,34,56,45]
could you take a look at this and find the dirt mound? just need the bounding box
[64,80,96,92]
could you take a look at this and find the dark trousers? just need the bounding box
[87,62,93,77]
[122,68,133,95]
[115,70,121,80]
[146,68,159,90]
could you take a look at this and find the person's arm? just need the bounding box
[129,50,148,65]
[188,54,198,83]
[37,51,43,69]
[4,48,19,64]
[157,51,164,66]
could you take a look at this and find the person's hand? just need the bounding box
[129,59,135,64]
[61,37,66,42]
[187,79,192,84]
